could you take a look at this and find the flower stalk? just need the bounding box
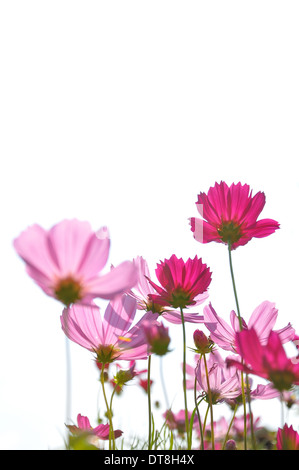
[228,242,248,450]
[202,353,215,450]
[147,355,152,450]
[100,363,115,450]
[179,307,190,449]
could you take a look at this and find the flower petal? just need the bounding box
[86,261,138,300]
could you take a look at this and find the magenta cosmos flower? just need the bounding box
[190,181,280,250]
[61,294,155,364]
[277,424,299,450]
[145,254,212,310]
[128,256,209,323]
[227,328,299,392]
[13,219,137,306]
[67,414,123,440]
[204,301,294,353]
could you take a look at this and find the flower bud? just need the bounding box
[193,330,214,354]
[112,362,136,392]
[225,439,237,450]
[142,321,171,356]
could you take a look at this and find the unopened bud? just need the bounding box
[193,330,214,354]
[143,321,171,356]
[112,363,136,392]
[225,439,237,450]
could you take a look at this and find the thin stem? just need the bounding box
[280,392,285,428]
[227,242,248,450]
[194,376,205,450]
[109,387,117,419]
[100,363,115,450]
[160,356,170,410]
[65,336,72,425]
[246,375,256,450]
[227,242,242,329]
[203,354,214,450]
[240,371,248,449]
[63,307,72,429]
[180,307,190,449]
[147,354,152,450]
[222,404,238,450]
[202,403,210,436]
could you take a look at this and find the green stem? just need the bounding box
[109,387,117,420]
[203,354,215,450]
[147,354,152,450]
[65,336,72,425]
[227,242,242,329]
[222,403,238,450]
[280,392,285,428]
[228,242,248,450]
[160,356,170,410]
[194,376,205,450]
[100,363,115,450]
[180,307,190,449]
[246,375,256,450]
[202,403,210,436]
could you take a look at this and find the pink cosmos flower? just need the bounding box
[224,354,280,405]
[164,409,198,435]
[281,391,299,409]
[61,294,156,364]
[277,424,299,450]
[232,414,261,438]
[145,254,212,310]
[13,219,137,306]
[227,328,299,392]
[195,351,242,403]
[128,256,209,324]
[204,301,294,353]
[67,413,123,440]
[190,181,280,250]
[249,383,280,401]
[204,416,230,442]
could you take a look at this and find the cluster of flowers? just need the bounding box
[14,181,299,450]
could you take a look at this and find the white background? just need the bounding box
[0,1,299,449]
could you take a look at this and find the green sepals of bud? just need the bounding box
[192,330,215,355]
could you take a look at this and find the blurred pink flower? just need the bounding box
[277,424,299,450]
[61,294,155,364]
[227,328,299,392]
[67,413,122,440]
[204,301,294,352]
[232,414,261,438]
[164,409,198,435]
[281,390,299,409]
[205,416,229,441]
[14,219,137,306]
[142,320,171,356]
[128,256,209,324]
[190,181,280,250]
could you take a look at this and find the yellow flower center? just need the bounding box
[145,298,166,314]
[95,344,121,365]
[217,221,242,244]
